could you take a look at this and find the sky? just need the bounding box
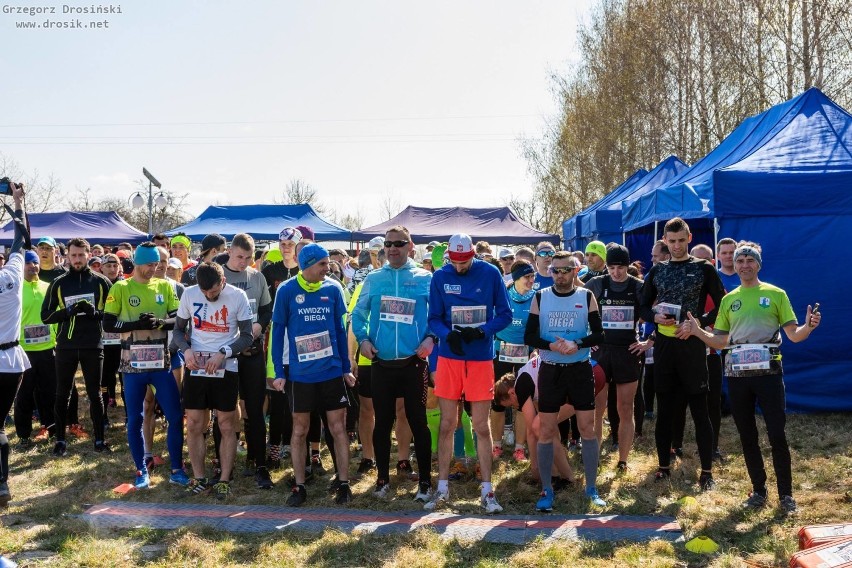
[2,0,595,228]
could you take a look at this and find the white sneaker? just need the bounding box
[503,428,515,448]
[413,483,433,503]
[481,492,503,513]
[373,482,390,499]
[423,489,449,511]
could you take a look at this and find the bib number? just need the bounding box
[102,332,122,345]
[729,344,772,371]
[129,344,165,369]
[601,305,634,330]
[645,346,654,364]
[23,324,51,345]
[295,331,333,363]
[451,305,486,328]
[379,296,415,324]
[499,342,528,364]
[190,351,226,378]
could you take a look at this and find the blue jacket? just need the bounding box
[271,277,350,383]
[428,259,512,361]
[351,259,432,360]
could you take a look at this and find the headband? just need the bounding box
[734,245,762,268]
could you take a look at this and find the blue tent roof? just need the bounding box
[165,204,352,242]
[621,87,849,231]
[586,156,689,240]
[562,169,647,249]
[0,210,148,246]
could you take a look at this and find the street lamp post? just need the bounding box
[133,167,167,236]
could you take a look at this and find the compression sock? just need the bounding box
[0,433,9,482]
[581,437,600,491]
[453,426,465,459]
[537,441,554,490]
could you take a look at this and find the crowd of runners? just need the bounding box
[0,181,823,516]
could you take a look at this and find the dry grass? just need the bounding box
[2,383,852,567]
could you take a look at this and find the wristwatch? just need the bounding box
[219,346,230,357]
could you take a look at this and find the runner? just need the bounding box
[524,252,607,510]
[169,233,196,272]
[715,237,739,292]
[497,248,515,284]
[41,238,113,457]
[425,233,512,513]
[35,236,66,283]
[103,242,189,489]
[352,226,435,502]
[261,227,302,297]
[686,241,821,515]
[580,241,608,283]
[270,243,355,507]
[532,242,555,291]
[585,244,643,471]
[182,234,226,286]
[638,217,725,490]
[173,262,254,499]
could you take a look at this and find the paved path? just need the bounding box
[83,501,682,545]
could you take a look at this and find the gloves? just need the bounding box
[445,329,465,356]
[455,325,485,343]
[138,312,164,330]
[73,300,96,317]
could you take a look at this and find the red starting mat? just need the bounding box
[799,525,852,550]
[790,537,852,567]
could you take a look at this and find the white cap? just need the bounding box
[447,234,475,262]
[167,258,182,269]
[368,236,384,251]
[498,247,515,260]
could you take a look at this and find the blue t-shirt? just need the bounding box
[718,270,740,293]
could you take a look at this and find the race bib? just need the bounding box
[23,324,51,345]
[645,346,654,364]
[66,293,95,307]
[451,305,486,328]
[379,295,415,324]
[655,302,682,322]
[190,351,226,378]
[295,331,333,363]
[729,344,772,371]
[129,344,165,369]
[499,342,528,364]
[601,305,635,330]
[102,332,122,345]
[249,299,258,324]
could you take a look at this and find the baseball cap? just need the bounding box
[498,247,515,260]
[447,234,475,262]
[605,244,630,266]
[102,253,120,265]
[585,240,607,261]
[167,257,182,269]
[368,236,384,251]
[24,250,39,264]
[295,225,315,241]
[426,241,440,250]
[201,233,226,253]
[88,256,103,267]
[115,250,130,259]
[37,237,56,248]
[298,242,329,269]
[279,227,302,243]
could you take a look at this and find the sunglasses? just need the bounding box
[383,240,410,248]
[550,266,575,274]
[500,256,515,262]
[536,250,555,257]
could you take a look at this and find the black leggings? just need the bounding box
[15,350,56,438]
[238,352,268,466]
[655,389,713,471]
[0,371,23,483]
[671,354,723,451]
[267,389,291,447]
[101,345,121,411]
[371,358,430,485]
[54,349,105,443]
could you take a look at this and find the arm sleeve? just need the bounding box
[272,319,286,379]
[638,265,659,324]
[698,263,726,328]
[8,206,30,254]
[427,276,452,340]
[335,290,351,374]
[256,300,273,329]
[102,312,143,333]
[227,319,255,355]
[171,316,192,351]
[576,310,604,348]
[524,292,551,351]
[41,281,70,324]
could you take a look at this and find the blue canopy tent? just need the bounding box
[165,204,352,242]
[0,210,148,246]
[562,168,647,251]
[621,87,852,411]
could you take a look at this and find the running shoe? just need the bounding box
[335,483,353,505]
[413,482,433,503]
[448,462,469,481]
[212,481,231,500]
[491,445,502,459]
[327,475,341,494]
[742,491,767,509]
[670,447,684,460]
[94,441,111,453]
[698,472,716,492]
[780,495,799,515]
[52,441,67,457]
[68,424,89,439]
[33,427,50,443]
[145,455,165,471]
[423,489,449,511]
[713,449,726,464]
[17,438,32,450]
[357,458,376,474]
[397,459,417,480]
[481,492,503,513]
[654,468,671,482]
[287,484,307,507]
[255,466,274,489]
[0,481,12,506]
[169,469,191,487]
[536,488,554,512]
[281,445,291,459]
[586,487,606,507]
[134,470,150,490]
[183,477,209,497]
[512,448,527,462]
[567,439,581,452]
[373,480,391,499]
[310,455,326,476]
[616,461,628,473]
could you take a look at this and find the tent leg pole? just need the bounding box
[713,217,719,268]
[654,221,658,241]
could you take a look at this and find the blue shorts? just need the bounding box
[170,349,185,371]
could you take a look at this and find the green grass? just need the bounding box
[3,392,852,567]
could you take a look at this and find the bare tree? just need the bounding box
[68,183,192,234]
[0,152,63,222]
[337,210,365,231]
[275,178,330,216]
[379,190,403,221]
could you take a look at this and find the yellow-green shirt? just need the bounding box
[21,278,55,351]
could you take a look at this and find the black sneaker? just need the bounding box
[780,495,799,515]
[335,482,353,505]
[310,455,326,477]
[287,484,307,507]
[357,458,375,474]
[671,447,684,460]
[616,461,628,473]
[699,472,715,492]
[52,441,67,457]
[327,475,342,495]
[255,466,274,490]
[17,438,32,450]
[713,449,726,464]
[0,481,11,506]
[94,441,111,453]
[654,468,671,482]
[212,480,231,500]
[183,477,209,497]
[742,491,767,509]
